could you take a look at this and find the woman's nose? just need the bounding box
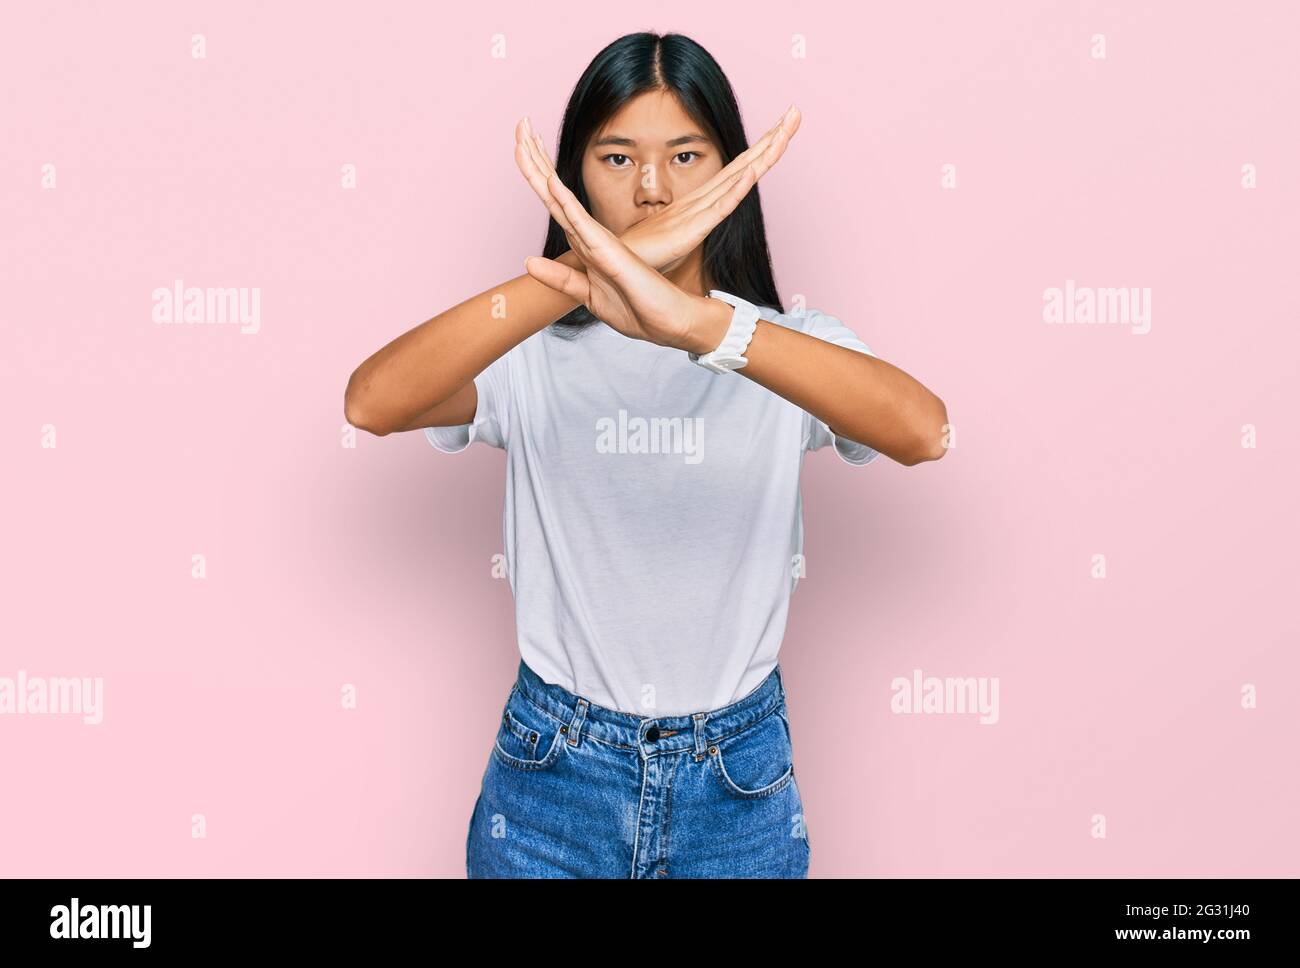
[633,163,672,206]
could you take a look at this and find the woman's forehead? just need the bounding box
[592,91,708,144]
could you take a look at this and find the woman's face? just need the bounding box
[580,89,724,237]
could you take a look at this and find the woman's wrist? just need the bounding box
[677,295,733,355]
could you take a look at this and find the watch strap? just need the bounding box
[688,290,760,374]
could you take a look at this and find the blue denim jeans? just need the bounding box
[466,658,811,878]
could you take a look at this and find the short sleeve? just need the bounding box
[798,309,882,466]
[423,349,511,453]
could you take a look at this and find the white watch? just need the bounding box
[688,290,760,374]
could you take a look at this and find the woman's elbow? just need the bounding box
[344,373,391,436]
[903,397,950,465]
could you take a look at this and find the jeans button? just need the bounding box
[645,726,660,742]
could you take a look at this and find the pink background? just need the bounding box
[3,1,1297,877]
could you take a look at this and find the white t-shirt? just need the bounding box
[426,305,881,716]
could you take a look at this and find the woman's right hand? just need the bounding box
[514,105,801,274]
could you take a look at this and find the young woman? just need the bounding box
[344,31,948,878]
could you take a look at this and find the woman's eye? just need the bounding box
[603,154,632,168]
[674,151,701,164]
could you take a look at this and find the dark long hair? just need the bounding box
[544,32,784,337]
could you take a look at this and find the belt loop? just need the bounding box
[692,711,708,758]
[566,698,589,747]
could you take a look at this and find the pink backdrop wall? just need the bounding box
[3,1,1296,877]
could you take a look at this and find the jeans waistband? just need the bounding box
[512,658,787,754]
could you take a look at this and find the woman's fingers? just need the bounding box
[670,105,799,224]
[522,131,585,241]
[673,128,772,233]
[524,254,591,303]
[748,106,800,180]
[515,119,580,235]
[516,118,547,183]
[514,135,559,211]
[521,124,557,185]
[707,114,781,181]
[707,163,758,218]
[686,105,794,203]
[546,172,622,272]
[712,106,799,190]
[549,220,602,283]
[691,157,760,215]
[532,133,557,179]
[679,127,770,205]
[665,165,756,255]
[514,138,554,205]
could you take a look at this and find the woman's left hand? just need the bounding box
[520,170,723,352]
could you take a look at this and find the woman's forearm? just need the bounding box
[683,299,949,466]
[344,250,583,436]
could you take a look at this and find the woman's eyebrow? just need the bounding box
[591,133,711,148]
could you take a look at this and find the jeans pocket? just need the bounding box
[708,705,796,800]
[492,684,566,771]
[792,769,811,855]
